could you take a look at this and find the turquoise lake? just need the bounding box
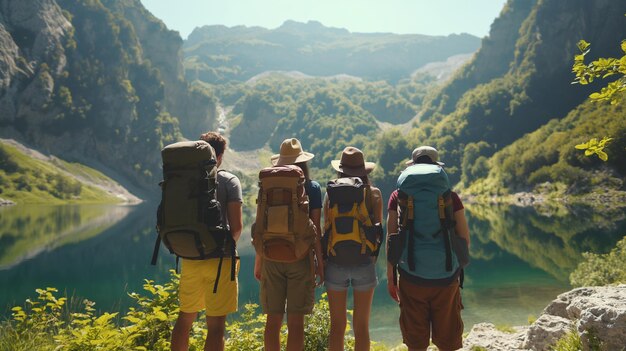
[1,202,624,346]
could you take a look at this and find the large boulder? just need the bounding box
[463,285,626,351]
[523,314,574,350]
[524,285,626,351]
[462,323,528,351]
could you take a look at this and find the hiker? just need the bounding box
[170,132,243,351]
[322,147,383,351]
[386,146,470,351]
[252,138,324,351]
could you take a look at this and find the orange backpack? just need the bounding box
[252,165,316,262]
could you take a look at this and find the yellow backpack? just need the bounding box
[324,177,382,265]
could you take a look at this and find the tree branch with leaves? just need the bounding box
[571,34,626,161]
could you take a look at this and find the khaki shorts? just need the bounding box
[398,277,463,350]
[260,256,315,314]
[179,258,239,316]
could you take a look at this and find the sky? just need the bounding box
[140,0,508,39]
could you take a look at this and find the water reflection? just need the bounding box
[466,203,626,281]
[0,204,133,269]
[0,202,624,347]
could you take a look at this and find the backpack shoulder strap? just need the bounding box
[406,195,416,271]
[441,190,454,272]
[365,185,374,220]
[442,190,456,228]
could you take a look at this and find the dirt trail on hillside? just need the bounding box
[216,104,272,174]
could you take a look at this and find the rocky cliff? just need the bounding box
[0,0,216,195]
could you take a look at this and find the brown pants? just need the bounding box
[398,277,463,350]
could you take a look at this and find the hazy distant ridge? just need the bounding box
[183,20,481,83]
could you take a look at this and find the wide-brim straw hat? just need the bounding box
[271,138,315,166]
[330,146,376,177]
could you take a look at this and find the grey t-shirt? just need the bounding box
[217,170,243,229]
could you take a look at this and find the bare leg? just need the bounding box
[286,313,305,351]
[205,315,226,351]
[353,288,375,351]
[171,311,197,351]
[326,289,348,351]
[265,313,284,351]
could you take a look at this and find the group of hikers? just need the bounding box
[153,132,470,351]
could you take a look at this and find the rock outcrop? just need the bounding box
[463,323,529,351]
[463,285,626,351]
[0,197,15,206]
[0,0,217,194]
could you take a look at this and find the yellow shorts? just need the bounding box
[179,257,239,316]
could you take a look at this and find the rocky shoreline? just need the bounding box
[462,189,626,210]
[0,197,15,206]
[462,285,626,351]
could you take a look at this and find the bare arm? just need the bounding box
[310,208,322,245]
[254,253,262,281]
[310,208,324,285]
[387,210,398,236]
[227,201,243,243]
[373,188,383,225]
[454,209,470,248]
[386,210,400,302]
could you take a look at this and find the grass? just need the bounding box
[0,141,123,205]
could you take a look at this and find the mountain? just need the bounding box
[221,76,436,169]
[406,0,626,188]
[183,20,481,83]
[0,0,217,194]
[1,0,624,203]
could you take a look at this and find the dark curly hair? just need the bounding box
[199,132,227,157]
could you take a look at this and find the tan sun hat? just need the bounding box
[271,138,315,166]
[330,147,376,177]
[405,146,445,166]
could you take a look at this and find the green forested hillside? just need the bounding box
[464,99,626,199]
[183,20,481,83]
[407,0,626,186]
[0,140,125,204]
[221,76,435,159]
[418,0,536,120]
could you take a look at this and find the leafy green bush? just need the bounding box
[570,236,626,287]
[0,271,376,351]
[0,147,20,173]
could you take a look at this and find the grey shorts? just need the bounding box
[324,260,378,292]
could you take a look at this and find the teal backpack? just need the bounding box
[389,164,469,283]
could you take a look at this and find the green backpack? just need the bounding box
[151,140,235,292]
